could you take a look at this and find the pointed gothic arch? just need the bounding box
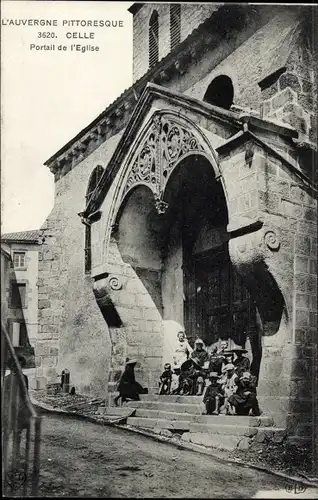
[103,110,226,260]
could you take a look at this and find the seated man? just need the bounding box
[228,371,261,416]
[203,372,224,415]
[232,346,250,378]
[159,363,173,395]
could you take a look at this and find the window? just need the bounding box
[85,165,104,205]
[13,252,26,269]
[84,166,104,273]
[84,224,92,273]
[149,11,159,69]
[10,282,26,308]
[11,321,27,347]
[170,4,181,51]
[203,75,234,110]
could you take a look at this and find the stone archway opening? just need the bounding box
[116,185,166,314]
[115,153,263,379]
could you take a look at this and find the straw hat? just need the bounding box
[209,372,219,378]
[240,371,252,380]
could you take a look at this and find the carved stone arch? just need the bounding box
[103,110,226,264]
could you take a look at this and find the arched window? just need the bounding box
[84,165,104,273]
[170,4,181,51]
[149,10,159,69]
[203,75,234,110]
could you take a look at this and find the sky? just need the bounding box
[1,1,133,234]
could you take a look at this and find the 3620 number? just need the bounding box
[37,32,57,38]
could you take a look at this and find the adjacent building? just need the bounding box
[37,3,316,439]
[1,230,41,383]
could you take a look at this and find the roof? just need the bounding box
[1,244,11,259]
[1,230,40,244]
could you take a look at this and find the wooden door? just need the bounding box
[184,245,256,348]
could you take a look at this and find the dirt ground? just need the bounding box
[33,413,317,498]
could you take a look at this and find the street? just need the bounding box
[34,413,315,498]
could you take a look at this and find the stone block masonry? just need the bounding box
[36,140,118,398]
[260,38,317,143]
[218,139,317,430]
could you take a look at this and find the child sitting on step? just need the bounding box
[203,372,223,415]
[159,363,173,395]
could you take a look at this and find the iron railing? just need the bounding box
[1,321,41,497]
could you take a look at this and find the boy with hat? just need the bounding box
[232,346,250,378]
[159,362,173,395]
[203,372,223,415]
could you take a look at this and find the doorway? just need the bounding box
[184,244,257,350]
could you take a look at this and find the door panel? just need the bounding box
[184,245,256,349]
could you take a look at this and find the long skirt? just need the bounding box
[119,381,146,401]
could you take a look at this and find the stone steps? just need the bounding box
[133,408,273,427]
[139,394,203,405]
[119,393,286,452]
[126,400,203,414]
[188,423,283,436]
[126,416,191,431]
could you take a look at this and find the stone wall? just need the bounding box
[260,24,317,143]
[36,133,123,396]
[218,140,317,431]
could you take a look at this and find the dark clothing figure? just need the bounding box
[234,355,250,378]
[177,358,205,395]
[177,359,194,394]
[114,360,147,406]
[191,349,209,367]
[228,374,260,416]
[159,364,173,395]
[208,354,223,376]
[203,379,223,414]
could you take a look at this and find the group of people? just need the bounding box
[159,329,260,417]
[113,325,260,417]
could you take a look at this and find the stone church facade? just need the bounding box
[36,4,317,435]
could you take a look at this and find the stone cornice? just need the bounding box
[44,4,261,179]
